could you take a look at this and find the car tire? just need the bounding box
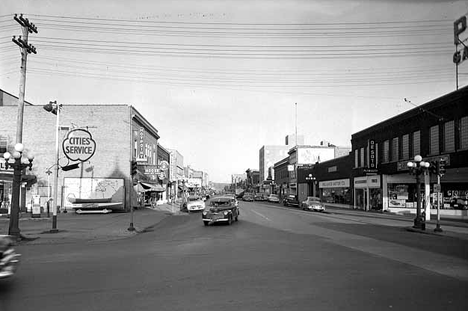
[227,215,233,225]
[204,221,209,226]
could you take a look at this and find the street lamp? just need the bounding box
[2,143,34,239]
[407,155,430,230]
[305,173,316,197]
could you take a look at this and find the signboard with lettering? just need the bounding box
[453,15,468,65]
[137,128,147,162]
[368,139,376,169]
[62,129,96,162]
[319,179,350,189]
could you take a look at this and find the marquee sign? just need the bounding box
[62,129,96,162]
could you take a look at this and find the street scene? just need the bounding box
[1,200,468,311]
[1,0,468,310]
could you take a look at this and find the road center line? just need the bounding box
[251,209,271,221]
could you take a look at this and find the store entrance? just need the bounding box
[355,188,367,210]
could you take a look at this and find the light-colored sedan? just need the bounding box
[267,194,280,203]
[301,196,325,212]
[186,195,206,212]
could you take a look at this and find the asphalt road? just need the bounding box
[1,200,467,311]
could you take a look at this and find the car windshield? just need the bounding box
[188,196,200,201]
[270,195,278,198]
[211,199,231,206]
[307,197,321,202]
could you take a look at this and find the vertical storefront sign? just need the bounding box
[369,139,376,169]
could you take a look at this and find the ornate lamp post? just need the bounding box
[2,143,34,239]
[305,173,316,197]
[407,155,430,230]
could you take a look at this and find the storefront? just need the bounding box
[353,175,382,211]
[319,178,351,205]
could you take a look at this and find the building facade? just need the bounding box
[351,85,468,218]
[1,100,161,214]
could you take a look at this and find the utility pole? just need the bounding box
[12,13,38,143]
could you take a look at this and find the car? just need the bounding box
[283,195,300,207]
[254,193,264,201]
[202,196,239,226]
[267,194,280,203]
[450,198,468,210]
[243,193,254,201]
[186,195,206,212]
[301,196,325,212]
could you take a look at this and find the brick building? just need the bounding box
[1,97,163,213]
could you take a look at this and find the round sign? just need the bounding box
[62,129,96,162]
[159,160,169,170]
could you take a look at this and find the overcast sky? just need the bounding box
[1,0,468,183]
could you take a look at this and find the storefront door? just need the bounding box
[355,188,367,210]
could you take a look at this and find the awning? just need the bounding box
[139,182,165,192]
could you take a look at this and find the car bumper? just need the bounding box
[203,218,229,223]
[188,206,205,211]
[304,206,325,211]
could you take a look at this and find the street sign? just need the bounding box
[434,184,441,192]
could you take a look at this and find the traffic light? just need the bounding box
[438,159,446,176]
[131,160,138,176]
[43,101,58,115]
[429,161,438,175]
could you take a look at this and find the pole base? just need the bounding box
[128,223,135,232]
[434,225,443,233]
[49,228,59,233]
[413,217,425,230]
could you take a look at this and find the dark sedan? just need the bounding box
[202,196,239,226]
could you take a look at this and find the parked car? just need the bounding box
[301,196,325,212]
[267,194,280,203]
[186,195,206,212]
[202,196,239,226]
[254,193,265,201]
[283,195,300,207]
[450,198,468,210]
[243,193,254,201]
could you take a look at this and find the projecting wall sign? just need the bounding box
[62,129,96,162]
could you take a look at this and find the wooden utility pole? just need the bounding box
[12,13,38,143]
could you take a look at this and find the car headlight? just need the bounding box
[223,211,229,216]
[202,211,208,216]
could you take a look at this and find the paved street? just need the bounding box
[1,200,467,311]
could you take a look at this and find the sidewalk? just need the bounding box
[0,203,185,245]
[323,204,468,240]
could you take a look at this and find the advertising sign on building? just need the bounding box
[137,127,147,162]
[454,15,468,65]
[62,129,96,162]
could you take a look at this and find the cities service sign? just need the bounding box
[62,129,96,162]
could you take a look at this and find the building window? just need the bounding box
[402,134,409,160]
[459,116,468,150]
[355,149,359,168]
[443,120,455,153]
[391,137,399,161]
[429,125,439,155]
[383,140,389,163]
[0,136,7,154]
[412,131,420,157]
[360,147,365,167]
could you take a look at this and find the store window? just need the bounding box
[412,130,420,157]
[460,116,468,150]
[360,147,365,167]
[383,140,389,163]
[401,134,409,160]
[391,137,399,161]
[355,149,358,168]
[443,120,455,153]
[429,125,439,155]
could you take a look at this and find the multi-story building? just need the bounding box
[351,85,468,218]
[0,90,163,213]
